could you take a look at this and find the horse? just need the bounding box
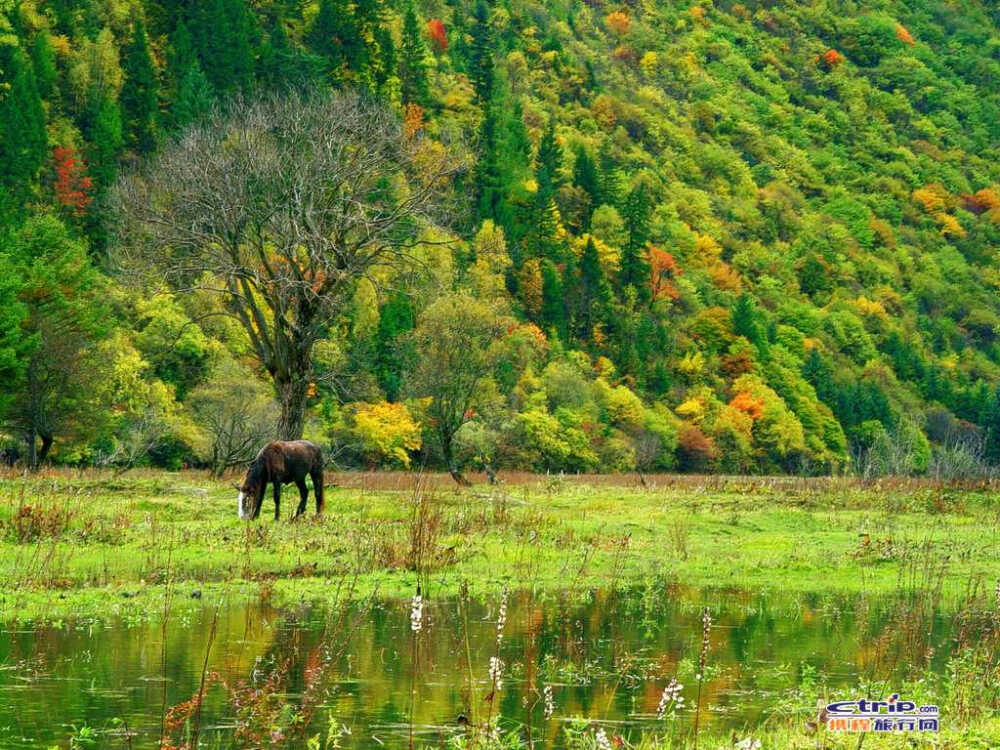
[235,440,324,521]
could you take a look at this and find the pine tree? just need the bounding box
[572,144,599,229]
[619,184,651,302]
[474,101,503,223]
[540,259,566,338]
[597,139,622,207]
[468,0,493,103]
[535,120,562,196]
[373,25,395,92]
[122,18,159,154]
[192,0,254,94]
[307,0,354,78]
[88,95,124,192]
[169,20,214,129]
[0,40,46,212]
[577,236,611,337]
[29,31,58,100]
[399,1,430,105]
[375,293,415,401]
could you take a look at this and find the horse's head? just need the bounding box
[235,462,265,520]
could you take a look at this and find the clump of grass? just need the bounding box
[4,503,73,543]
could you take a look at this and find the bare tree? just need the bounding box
[188,361,279,476]
[112,91,463,439]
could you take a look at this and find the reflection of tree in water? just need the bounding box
[0,585,984,748]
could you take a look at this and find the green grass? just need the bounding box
[0,469,997,622]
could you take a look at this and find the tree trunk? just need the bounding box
[38,434,53,464]
[441,433,471,486]
[276,376,309,440]
[26,429,38,472]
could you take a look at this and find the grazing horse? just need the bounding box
[236,440,324,521]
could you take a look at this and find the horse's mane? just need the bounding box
[247,453,269,485]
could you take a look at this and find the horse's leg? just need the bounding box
[273,481,281,521]
[311,467,324,514]
[294,478,308,518]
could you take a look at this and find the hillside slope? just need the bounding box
[2,0,1000,474]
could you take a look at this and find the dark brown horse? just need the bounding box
[236,441,324,521]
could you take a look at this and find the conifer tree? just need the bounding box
[474,100,503,223]
[619,184,651,302]
[122,18,159,154]
[468,0,493,103]
[307,0,354,78]
[0,39,46,212]
[373,25,395,92]
[192,0,254,94]
[577,236,611,337]
[88,96,124,192]
[540,258,566,338]
[597,139,622,207]
[572,144,599,228]
[535,120,562,196]
[29,31,58,99]
[169,20,214,129]
[399,1,430,105]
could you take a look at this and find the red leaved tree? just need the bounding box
[52,146,94,216]
[426,19,447,54]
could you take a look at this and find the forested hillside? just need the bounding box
[2,0,1000,476]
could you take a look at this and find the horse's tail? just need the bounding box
[312,453,324,513]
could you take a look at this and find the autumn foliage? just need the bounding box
[648,246,682,301]
[51,146,93,216]
[895,24,915,45]
[426,18,447,54]
[822,49,845,68]
[604,11,631,36]
[729,391,765,420]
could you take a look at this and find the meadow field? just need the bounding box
[0,469,998,748]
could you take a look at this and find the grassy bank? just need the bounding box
[0,469,997,622]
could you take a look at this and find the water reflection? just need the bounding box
[0,585,963,747]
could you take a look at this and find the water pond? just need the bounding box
[0,584,966,747]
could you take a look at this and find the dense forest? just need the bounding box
[1,0,1000,476]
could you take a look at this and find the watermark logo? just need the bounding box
[825,694,939,733]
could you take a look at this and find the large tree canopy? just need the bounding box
[113,91,462,439]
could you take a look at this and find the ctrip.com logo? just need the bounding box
[825,693,939,732]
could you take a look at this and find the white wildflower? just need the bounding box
[656,677,683,719]
[543,684,555,719]
[489,655,505,691]
[410,591,423,632]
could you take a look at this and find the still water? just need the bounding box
[0,584,962,747]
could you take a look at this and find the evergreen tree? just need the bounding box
[0,39,46,213]
[0,245,27,416]
[597,139,622,207]
[535,120,562,196]
[540,258,566,338]
[3,215,110,468]
[572,144,599,228]
[619,184,651,301]
[468,0,493,103]
[502,99,532,169]
[121,18,159,154]
[191,0,254,94]
[307,0,354,78]
[372,25,395,92]
[374,293,415,401]
[577,236,611,337]
[88,96,124,192]
[474,101,504,224]
[399,1,430,105]
[169,20,214,129]
[29,31,58,100]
